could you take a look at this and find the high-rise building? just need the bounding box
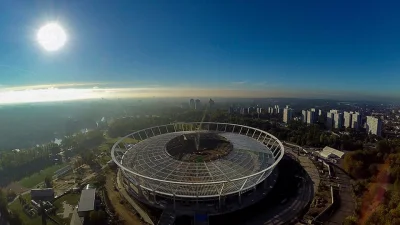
[274,105,280,114]
[301,110,307,123]
[326,112,334,129]
[247,107,253,114]
[307,110,315,124]
[208,99,215,108]
[240,107,247,115]
[228,107,234,114]
[189,99,195,109]
[351,113,361,130]
[344,111,352,128]
[283,108,293,123]
[268,107,274,114]
[333,113,344,129]
[195,99,201,110]
[318,109,323,116]
[366,116,382,136]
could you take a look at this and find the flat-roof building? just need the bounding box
[319,146,345,159]
[30,188,54,201]
[77,189,96,217]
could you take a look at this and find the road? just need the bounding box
[242,152,318,225]
[259,174,313,225]
[104,174,143,225]
[116,170,155,225]
[324,165,355,225]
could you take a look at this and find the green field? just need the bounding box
[9,194,58,225]
[19,163,67,188]
[53,193,81,224]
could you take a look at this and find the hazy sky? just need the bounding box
[0,0,399,103]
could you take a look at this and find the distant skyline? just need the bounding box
[0,1,400,103]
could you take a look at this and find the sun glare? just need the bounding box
[37,22,67,51]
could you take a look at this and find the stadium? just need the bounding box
[111,122,284,222]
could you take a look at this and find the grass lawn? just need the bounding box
[19,163,67,188]
[9,194,58,225]
[53,193,80,209]
[98,136,138,153]
[53,193,81,224]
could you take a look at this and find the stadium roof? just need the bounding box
[77,189,96,212]
[113,122,285,198]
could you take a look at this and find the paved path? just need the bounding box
[260,174,313,225]
[242,153,318,225]
[116,170,155,225]
[285,147,320,196]
[324,165,355,225]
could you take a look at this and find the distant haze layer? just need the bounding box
[0,83,399,104]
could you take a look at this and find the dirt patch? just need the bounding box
[105,172,143,225]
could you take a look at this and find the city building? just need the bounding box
[283,108,293,124]
[366,116,382,136]
[274,105,280,114]
[307,110,315,124]
[268,107,274,114]
[189,99,195,109]
[351,113,361,130]
[333,113,344,129]
[326,112,334,129]
[318,109,323,116]
[247,107,253,114]
[240,107,247,115]
[344,111,352,128]
[228,107,234,114]
[301,110,307,123]
[208,99,215,108]
[195,99,201,110]
[256,107,263,114]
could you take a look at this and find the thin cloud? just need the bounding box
[230,81,247,85]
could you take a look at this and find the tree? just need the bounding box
[94,174,106,188]
[44,176,53,188]
[343,215,357,225]
[89,210,106,225]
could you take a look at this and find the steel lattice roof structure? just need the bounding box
[111,122,284,199]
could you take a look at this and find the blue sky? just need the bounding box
[0,0,399,101]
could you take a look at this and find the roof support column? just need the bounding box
[218,183,225,209]
[257,133,262,141]
[239,178,248,205]
[138,132,143,140]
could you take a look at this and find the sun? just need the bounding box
[37,22,67,51]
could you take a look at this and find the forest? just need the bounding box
[343,139,400,224]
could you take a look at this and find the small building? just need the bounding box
[319,146,345,159]
[30,188,55,201]
[77,189,96,217]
